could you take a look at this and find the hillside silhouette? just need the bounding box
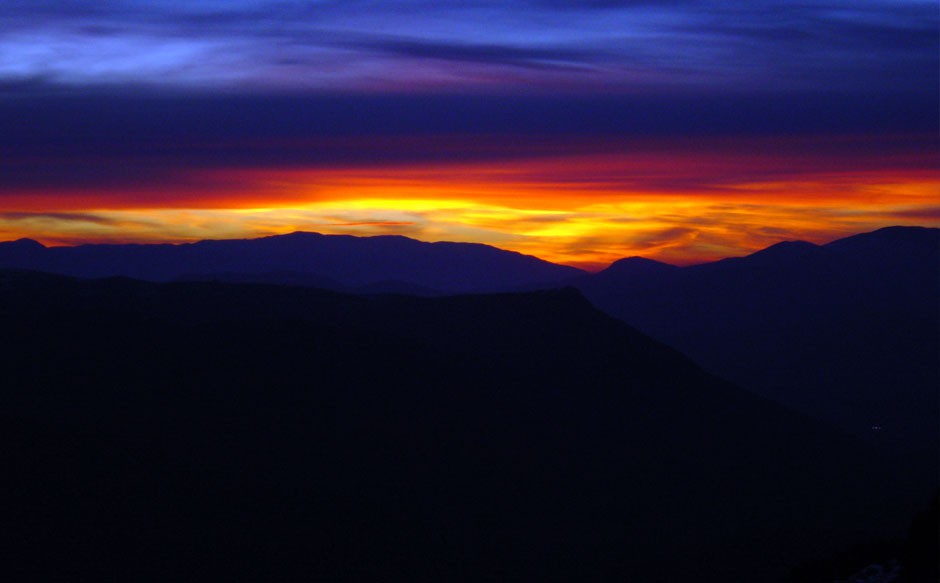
[0,270,931,582]
[577,226,940,460]
[1,226,935,459]
[0,232,583,294]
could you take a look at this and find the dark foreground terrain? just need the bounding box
[3,226,935,461]
[0,271,934,582]
[577,226,940,459]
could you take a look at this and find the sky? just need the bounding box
[0,0,936,268]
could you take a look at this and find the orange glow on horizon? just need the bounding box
[1,139,936,269]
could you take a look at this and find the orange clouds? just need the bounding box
[0,134,936,268]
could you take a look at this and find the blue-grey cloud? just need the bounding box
[335,35,603,71]
[0,1,935,200]
[0,0,934,93]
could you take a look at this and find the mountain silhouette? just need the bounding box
[589,256,681,290]
[2,226,935,458]
[0,232,583,294]
[577,226,940,459]
[0,237,45,260]
[0,270,931,582]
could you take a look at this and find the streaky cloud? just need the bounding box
[0,212,122,225]
[0,0,935,92]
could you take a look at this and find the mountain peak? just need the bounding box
[1,238,46,250]
[606,256,677,271]
[264,231,325,240]
[596,256,678,279]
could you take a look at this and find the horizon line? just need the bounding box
[3,224,933,274]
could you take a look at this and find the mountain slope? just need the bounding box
[577,226,939,457]
[0,232,584,294]
[0,270,927,582]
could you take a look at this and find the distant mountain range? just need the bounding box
[1,225,936,456]
[0,232,584,294]
[575,226,940,458]
[1,270,932,582]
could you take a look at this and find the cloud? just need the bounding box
[1,92,934,158]
[0,1,934,93]
[1,122,935,219]
[888,207,940,222]
[0,1,935,264]
[0,211,122,225]
[627,227,698,250]
[335,34,603,72]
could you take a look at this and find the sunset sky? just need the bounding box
[1,0,936,268]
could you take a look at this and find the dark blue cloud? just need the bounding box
[0,91,935,194]
[0,1,935,195]
[335,35,602,71]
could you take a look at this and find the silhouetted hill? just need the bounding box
[0,232,583,293]
[592,256,680,287]
[0,270,929,582]
[0,237,45,259]
[577,226,940,459]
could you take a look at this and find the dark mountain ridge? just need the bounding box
[1,225,935,454]
[1,270,929,582]
[0,231,584,294]
[577,226,940,457]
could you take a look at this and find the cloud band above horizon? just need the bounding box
[0,1,936,268]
